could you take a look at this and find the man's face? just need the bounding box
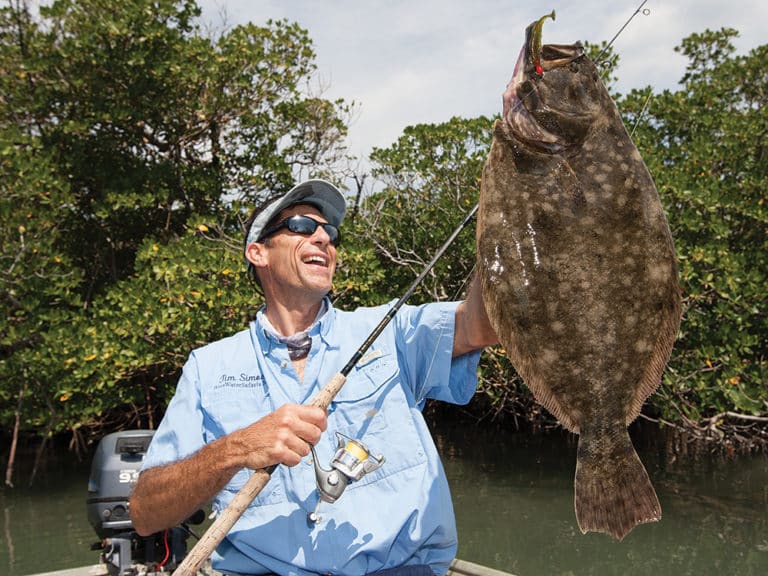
[253,204,338,300]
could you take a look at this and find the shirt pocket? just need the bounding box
[201,383,272,440]
[321,350,428,492]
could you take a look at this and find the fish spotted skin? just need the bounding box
[477,21,682,541]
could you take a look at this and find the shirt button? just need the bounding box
[281,360,288,368]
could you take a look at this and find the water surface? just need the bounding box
[1,425,767,576]
[442,425,768,576]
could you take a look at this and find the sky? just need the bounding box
[196,0,767,164]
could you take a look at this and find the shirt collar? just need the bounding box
[254,297,334,354]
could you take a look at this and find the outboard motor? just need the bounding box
[87,430,203,575]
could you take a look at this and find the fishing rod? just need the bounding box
[597,0,651,63]
[174,203,479,576]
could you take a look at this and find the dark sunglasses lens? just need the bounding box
[322,224,340,245]
[286,216,340,245]
[286,217,317,235]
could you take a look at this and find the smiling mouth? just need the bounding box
[303,254,329,267]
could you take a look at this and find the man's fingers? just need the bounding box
[241,404,328,468]
[271,406,326,465]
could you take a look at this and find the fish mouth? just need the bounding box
[502,14,584,152]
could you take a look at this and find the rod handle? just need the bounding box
[174,468,270,575]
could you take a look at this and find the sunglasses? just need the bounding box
[258,215,341,246]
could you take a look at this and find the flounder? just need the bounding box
[476,12,682,540]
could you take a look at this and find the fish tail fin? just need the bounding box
[574,426,661,541]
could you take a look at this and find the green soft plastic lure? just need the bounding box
[530,10,556,74]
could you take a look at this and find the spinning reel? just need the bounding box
[308,432,385,523]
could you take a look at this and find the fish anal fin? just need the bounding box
[523,371,580,433]
[574,424,661,541]
[626,284,682,424]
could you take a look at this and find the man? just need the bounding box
[130,179,498,576]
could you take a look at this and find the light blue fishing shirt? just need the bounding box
[141,298,481,576]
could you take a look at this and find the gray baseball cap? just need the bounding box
[244,179,347,251]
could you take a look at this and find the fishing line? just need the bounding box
[630,89,654,137]
[452,262,477,302]
[596,0,651,63]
